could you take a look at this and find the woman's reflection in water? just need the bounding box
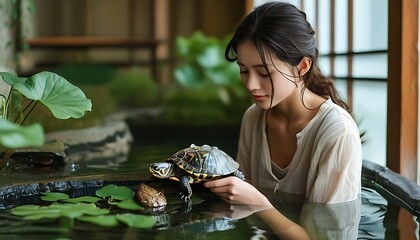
[215,187,387,239]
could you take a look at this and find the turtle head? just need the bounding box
[149,162,176,179]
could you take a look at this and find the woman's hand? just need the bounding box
[204,177,310,239]
[203,176,272,207]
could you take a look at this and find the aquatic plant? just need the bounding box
[0,71,92,170]
[10,184,204,228]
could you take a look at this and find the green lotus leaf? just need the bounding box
[197,45,224,69]
[24,212,62,220]
[61,196,101,204]
[0,71,92,119]
[48,203,109,218]
[174,64,204,88]
[11,205,45,216]
[41,192,69,202]
[19,203,110,220]
[116,213,157,228]
[12,205,61,219]
[77,215,120,227]
[0,118,44,148]
[117,198,144,210]
[0,72,26,85]
[95,184,134,201]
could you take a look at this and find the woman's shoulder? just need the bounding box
[242,104,264,120]
[316,99,360,137]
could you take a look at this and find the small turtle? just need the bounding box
[149,144,245,202]
[136,183,167,210]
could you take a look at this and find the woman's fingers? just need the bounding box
[203,177,236,188]
[203,177,272,206]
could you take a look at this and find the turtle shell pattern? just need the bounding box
[168,144,240,182]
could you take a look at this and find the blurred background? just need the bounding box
[0,0,418,184]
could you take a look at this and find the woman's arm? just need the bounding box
[204,177,310,239]
[257,207,311,240]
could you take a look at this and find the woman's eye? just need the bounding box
[258,72,270,77]
[239,70,248,75]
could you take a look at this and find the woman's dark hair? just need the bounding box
[225,1,351,113]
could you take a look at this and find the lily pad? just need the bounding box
[41,192,69,202]
[11,205,58,216]
[116,213,157,228]
[11,203,110,220]
[61,196,101,204]
[77,215,120,227]
[117,198,144,211]
[56,203,109,218]
[95,184,134,201]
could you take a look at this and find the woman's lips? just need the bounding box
[252,95,267,101]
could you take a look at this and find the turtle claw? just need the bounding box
[179,193,192,203]
[178,194,192,213]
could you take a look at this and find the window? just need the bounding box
[251,0,389,166]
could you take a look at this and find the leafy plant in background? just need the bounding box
[165,31,251,125]
[0,71,92,170]
[174,31,246,101]
[108,66,159,108]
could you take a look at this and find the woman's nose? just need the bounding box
[244,73,260,91]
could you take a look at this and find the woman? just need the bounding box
[204,2,363,238]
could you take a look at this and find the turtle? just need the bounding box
[149,144,245,202]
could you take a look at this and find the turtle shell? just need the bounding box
[168,144,239,180]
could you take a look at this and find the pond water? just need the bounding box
[0,124,418,239]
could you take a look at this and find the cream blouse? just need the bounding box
[236,99,363,203]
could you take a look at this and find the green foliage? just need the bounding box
[1,71,92,119]
[161,87,227,125]
[109,67,159,108]
[174,31,241,90]
[116,213,157,228]
[165,31,251,125]
[10,184,203,229]
[161,86,251,125]
[52,63,117,85]
[40,192,71,202]
[77,215,120,227]
[12,203,110,220]
[95,184,134,201]
[0,71,91,169]
[0,118,43,148]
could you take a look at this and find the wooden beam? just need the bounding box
[347,0,353,110]
[245,0,254,12]
[387,0,418,181]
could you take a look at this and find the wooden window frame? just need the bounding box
[246,0,419,181]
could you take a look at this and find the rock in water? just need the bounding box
[136,183,167,208]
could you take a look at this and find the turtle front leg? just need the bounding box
[233,170,245,180]
[179,175,193,202]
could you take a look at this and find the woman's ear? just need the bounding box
[297,57,312,76]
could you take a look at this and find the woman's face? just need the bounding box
[236,41,298,110]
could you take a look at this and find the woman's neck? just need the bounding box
[269,89,326,134]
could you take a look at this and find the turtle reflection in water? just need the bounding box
[149,144,245,202]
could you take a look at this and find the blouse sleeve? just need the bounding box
[235,105,256,181]
[307,123,363,203]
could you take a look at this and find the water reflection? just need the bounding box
[242,187,386,239]
[0,175,407,240]
[0,136,416,239]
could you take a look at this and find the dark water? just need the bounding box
[0,126,418,240]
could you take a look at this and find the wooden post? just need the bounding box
[387,0,418,181]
